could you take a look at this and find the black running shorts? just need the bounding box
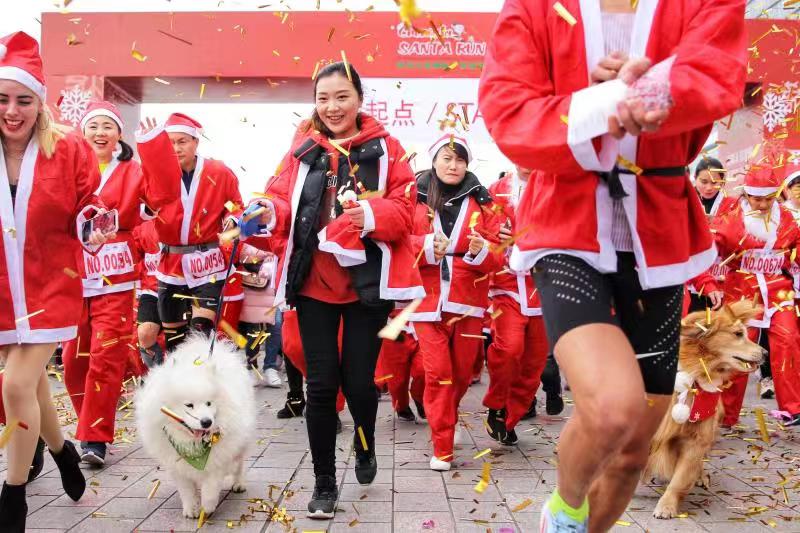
[136,293,161,325]
[532,252,683,395]
[157,280,222,324]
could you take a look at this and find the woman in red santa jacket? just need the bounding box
[409,134,501,472]
[61,101,150,466]
[0,31,111,530]
[237,62,423,519]
[136,113,243,350]
[479,0,745,529]
[483,165,548,446]
[713,167,800,427]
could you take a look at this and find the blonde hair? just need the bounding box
[36,105,71,159]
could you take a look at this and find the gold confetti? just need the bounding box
[219,320,247,348]
[468,212,480,230]
[197,508,206,528]
[357,426,368,451]
[512,498,533,512]
[375,374,394,383]
[147,479,161,499]
[474,462,491,493]
[15,309,44,323]
[438,380,453,385]
[754,407,770,443]
[341,50,352,81]
[706,307,712,325]
[398,0,421,27]
[616,520,632,526]
[473,448,492,459]
[199,83,206,99]
[0,420,20,448]
[328,138,350,157]
[90,417,103,428]
[378,299,422,340]
[444,61,459,72]
[63,267,79,278]
[560,115,569,125]
[131,42,147,62]
[553,2,577,25]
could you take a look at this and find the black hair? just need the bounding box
[307,61,364,137]
[426,143,471,211]
[499,171,507,180]
[695,157,724,179]
[117,139,134,162]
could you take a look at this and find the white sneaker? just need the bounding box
[429,456,451,471]
[265,368,282,388]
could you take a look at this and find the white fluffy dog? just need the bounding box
[135,334,256,518]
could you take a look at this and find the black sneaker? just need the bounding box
[80,442,106,466]
[545,391,564,416]
[396,406,416,422]
[354,449,377,485]
[784,414,800,427]
[28,437,45,483]
[277,398,305,419]
[521,397,537,420]
[500,428,518,446]
[486,409,507,442]
[307,474,338,519]
[414,399,426,420]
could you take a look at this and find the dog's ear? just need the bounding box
[681,313,716,339]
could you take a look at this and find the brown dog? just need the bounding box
[644,300,765,519]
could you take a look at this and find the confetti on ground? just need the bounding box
[147,479,160,499]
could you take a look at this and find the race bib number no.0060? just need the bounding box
[181,248,226,288]
[83,242,135,279]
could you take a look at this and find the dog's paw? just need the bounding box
[653,500,679,519]
[182,504,201,519]
[696,472,711,489]
[231,482,247,493]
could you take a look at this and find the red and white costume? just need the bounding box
[0,32,102,345]
[479,0,747,288]
[135,114,242,288]
[133,220,161,300]
[62,102,148,443]
[483,173,549,431]
[409,152,502,461]
[377,311,425,414]
[713,169,800,421]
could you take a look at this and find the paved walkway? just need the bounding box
[3,370,800,532]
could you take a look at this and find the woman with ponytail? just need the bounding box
[61,100,153,466]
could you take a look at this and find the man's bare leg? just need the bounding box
[587,394,671,532]
[552,323,648,509]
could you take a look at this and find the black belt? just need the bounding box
[597,165,688,200]
[163,242,220,254]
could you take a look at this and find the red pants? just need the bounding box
[722,309,800,424]
[378,332,424,412]
[282,310,345,413]
[62,291,136,443]
[483,297,549,430]
[416,314,483,459]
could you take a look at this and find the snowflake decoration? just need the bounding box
[762,89,792,132]
[59,85,92,126]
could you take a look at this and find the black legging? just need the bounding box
[295,296,391,477]
[285,356,304,400]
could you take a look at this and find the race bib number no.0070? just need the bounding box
[181,248,226,288]
[83,242,135,279]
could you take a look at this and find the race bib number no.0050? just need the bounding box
[181,248,226,288]
[83,242,135,279]
[144,252,161,276]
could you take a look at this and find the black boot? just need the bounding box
[521,397,537,420]
[486,409,507,442]
[0,482,27,532]
[50,440,85,501]
[277,397,305,419]
[27,437,45,483]
[353,434,377,485]
[396,406,416,422]
[414,399,426,420]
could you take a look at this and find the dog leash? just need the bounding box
[207,237,241,359]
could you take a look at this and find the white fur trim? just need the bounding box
[744,186,779,197]
[136,125,164,144]
[423,233,439,265]
[179,156,204,245]
[428,135,473,163]
[317,226,367,267]
[0,66,45,100]
[359,200,375,236]
[0,44,6,61]
[783,170,800,190]
[165,124,200,138]
[674,371,694,393]
[462,240,489,266]
[80,108,124,131]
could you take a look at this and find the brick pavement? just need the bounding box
[2,371,800,532]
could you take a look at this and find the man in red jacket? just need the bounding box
[479,0,746,530]
[136,114,242,350]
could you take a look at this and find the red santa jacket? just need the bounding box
[132,220,160,297]
[487,174,541,316]
[409,171,502,322]
[75,157,149,297]
[247,114,424,305]
[712,197,799,328]
[135,128,243,287]
[479,0,747,290]
[0,133,102,345]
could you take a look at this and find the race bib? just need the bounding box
[740,250,784,275]
[709,257,730,280]
[83,242,135,280]
[144,252,161,276]
[181,248,226,288]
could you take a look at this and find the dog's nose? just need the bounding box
[200,418,212,429]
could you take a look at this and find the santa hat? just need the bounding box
[428,133,472,163]
[783,169,800,190]
[743,167,780,197]
[0,32,46,101]
[80,101,124,131]
[164,113,203,138]
[317,215,366,267]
